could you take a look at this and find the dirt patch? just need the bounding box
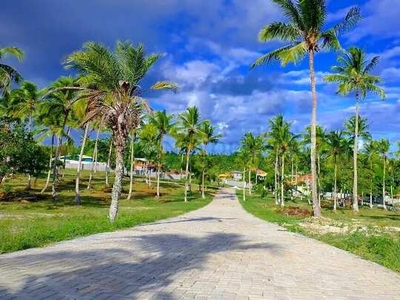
[280,206,312,217]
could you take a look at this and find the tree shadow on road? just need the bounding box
[0,232,280,299]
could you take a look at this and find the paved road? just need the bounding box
[1,188,400,300]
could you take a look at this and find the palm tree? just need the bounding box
[240,133,263,195]
[344,115,372,211]
[64,41,177,222]
[364,141,378,208]
[325,131,350,210]
[325,47,385,212]
[199,122,221,198]
[251,1,360,217]
[9,81,40,132]
[40,77,81,200]
[177,106,205,202]
[150,111,174,197]
[325,47,385,213]
[377,138,390,210]
[0,47,24,93]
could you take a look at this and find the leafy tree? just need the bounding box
[325,47,385,213]
[377,138,390,210]
[251,0,360,217]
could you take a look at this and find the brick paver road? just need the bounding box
[1,188,400,300]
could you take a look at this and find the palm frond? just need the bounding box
[0,47,24,61]
[333,7,361,34]
[259,22,301,42]
[150,81,179,93]
[251,42,307,68]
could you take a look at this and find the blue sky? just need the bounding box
[1,0,400,153]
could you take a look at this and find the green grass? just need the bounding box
[238,190,400,273]
[0,170,213,253]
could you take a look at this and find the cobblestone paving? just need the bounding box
[1,188,400,300]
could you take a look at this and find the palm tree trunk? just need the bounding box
[87,128,100,190]
[248,167,252,195]
[274,152,279,205]
[317,155,321,207]
[334,156,338,211]
[201,169,206,199]
[109,140,125,223]
[291,158,294,199]
[243,167,246,201]
[281,154,285,208]
[105,138,113,187]
[75,124,90,205]
[156,140,162,198]
[184,147,190,202]
[127,133,135,200]
[41,134,55,194]
[309,50,321,217]
[353,92,360,213]
[370,191,373,208]
[26,174,31,190]
[383,157,387,210]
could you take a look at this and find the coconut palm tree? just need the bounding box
[364,141,378,208]
[39,77,81,200]
[64,41,177,222]
[240,133,264,195]
[0,47,24,93]
[177,106,205,202]
[251,1,361,217]
[150,110,174,197]
[199,122,221,198]
[344,115,371,213]
[9,81,41,132]
[325,131,351,210]
[377,138,390,210]
[325,47,385,213]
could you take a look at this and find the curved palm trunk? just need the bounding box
[127,133,136,200]
[87,129,100,190]
[75,124,90,205]
[105,139,113,187]
[309,50,321,217]
[243,167,246,201]
[333,156,338,211]
[109,139,126,223]
[353,93,360,213]
[382,157,387,210]
[281,154,285,208]
[201,148,207,199]
[275,152,279,205]
[41,134,55,194]
[184,147,191,202]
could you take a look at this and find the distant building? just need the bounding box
[231,171,243,180]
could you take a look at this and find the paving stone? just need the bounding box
[0,188,399,300]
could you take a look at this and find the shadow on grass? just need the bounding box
[0,232,279,299]
[360,214,400,221]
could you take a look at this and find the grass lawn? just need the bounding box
[0,170,213,254]
[238,190,400,273]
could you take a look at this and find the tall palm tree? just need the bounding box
[240,133,263,195]
[0,47,24,93]
[364,141,378,208]
[344,115,372,211]
[9,81,40,132]
[150,110,174,197]
[377,138,390,210]
[325,47,385,213]
[251,1,360,217]
[64,41,176,222]
[40,77,81,200]
[199,122,221,198]
[177,106,205,202]
[325,131,351,210]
